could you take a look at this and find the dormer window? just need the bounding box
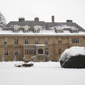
[14,25,19,32]
[71,29,78,33]
[34,25,40,33]
[55,28,63,33]
[24,25,29,32]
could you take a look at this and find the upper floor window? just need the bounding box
[14,38,18,45]
[4,49,8,56]
[4,38,8,45]
[58,38,62,43]
[14,49,18,56]
[25,38,28,44]
[71,38,81,43]
[35,38,39,44]
[14,25,19,32]
[44,38,48,44]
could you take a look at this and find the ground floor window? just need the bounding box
[25,48,36,55]
[14,49,18,56]
[45,48,49,55]
[58,49,62,55]
[4,49,8,56]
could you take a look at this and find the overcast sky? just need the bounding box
[0,0,85,28]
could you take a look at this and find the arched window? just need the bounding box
[38,49,43,54]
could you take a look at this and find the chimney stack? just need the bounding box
[66,20,72,22]
[19,17,25,22]
[34,17,39,21]
[52,16,54,24]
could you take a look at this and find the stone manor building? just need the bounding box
[0,16,85,62]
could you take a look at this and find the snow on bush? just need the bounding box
[59,46,85,68]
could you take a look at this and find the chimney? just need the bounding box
[19,17,25,22]
[34,17,39,21]
[66,20,72,22]
[52,16,54,24]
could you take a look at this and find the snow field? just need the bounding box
[0,62,85,85]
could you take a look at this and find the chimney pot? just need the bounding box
[52,16,54,24]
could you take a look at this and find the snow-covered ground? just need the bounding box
[0,62,85,85]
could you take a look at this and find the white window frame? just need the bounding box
[71,38,81,43]
[4,49,8,56]
[25,38,28,44]
[14,38,18,45]
[14,49,18,56]
[58,38,62,43]
[45,48,49,55]
[35,38,39,44]
[44,38,48,44]
[58,49,62,55]
[4,38,8,45]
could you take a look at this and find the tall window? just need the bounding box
[14,38,18,45]
[4,38,8,45]
[45,48,49,55]
[71,38,81,43]
[44,38,48,44]
[35,38,39,44]
[58,49,62,55]
[25,38,28,44]
[58,38,62,43]
[25,48,28,55]
[14,49,18,56]
[4,49,8,56]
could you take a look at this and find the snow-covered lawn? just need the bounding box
[0,61,85,85]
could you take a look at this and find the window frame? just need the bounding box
[58,38,62,44]
[4,49,8,56]
[35,38,39,44]
[4,38,8,45]
[14,49,18,56]
[44,38,48,44]
[14,38,18,45]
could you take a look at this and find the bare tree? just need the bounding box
[0,12,6,27]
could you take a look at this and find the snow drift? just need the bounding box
[60,46,85,68]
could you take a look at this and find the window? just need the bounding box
[4,38,8,45]
[14,25,19,32]
[35,38,39,44]
[25,48,36,55]
[25,38,28,44]
[58,49,62,55]
[25,48,28,55]
[57,29,63,33]
[14,49,18,56]
[44,38,48,44]
[58,38,62,43]
[45,48,49,55]
[71,29,78,33]
[71,38,81,43]
[14,38,18,45]
[4,49,8,56]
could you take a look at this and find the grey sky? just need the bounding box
[0,0,85,28]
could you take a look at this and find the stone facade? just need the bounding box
[0,35,84,62]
